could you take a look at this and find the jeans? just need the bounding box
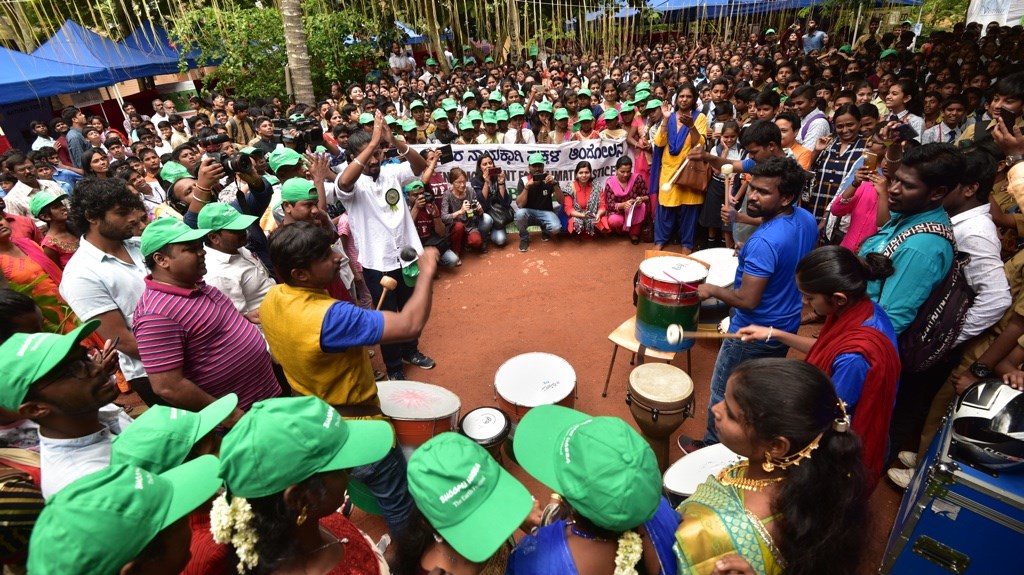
[704,336,790,443]
[363,267,419,373]
[348,445,413,536]
[514,208,562,237]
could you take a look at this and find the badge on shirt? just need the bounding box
[385,188,401,212]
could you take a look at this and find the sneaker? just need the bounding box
[519,237,529,252]
[387,370,406,381]
[897,450,918,468]
[403,352,436,370]
[887,467,914,489]
[676,434,708,455]
[541,231,551,241]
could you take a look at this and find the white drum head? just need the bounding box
[629,363,694,403]
[461,407,508,442]
[377,381,461,420]
[663,443,744,497]
[688,248,739,288]
[639,256,708,284]
[494,352,576,407]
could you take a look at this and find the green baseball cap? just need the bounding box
[485,56,494,63]
[280,178,318,203]
[489,91,503,102]
[140,218,209,257]
[267,147,303,172]
[902,19,913,25]
[839,44,852,54]
[495,110,509,122]
[111,394,238,473]
[482,111,498,125]
[467,110,483,122]
[0,320,100,410]
[197,202,257,231]
[633,90,651,103]
[458,118,475,131]
[635,81,651,92]
[29,189,67,218]
[577,88,592,97]
[401,119,417,132]
[554,108,570,121]
[442,98,458,111]
[426,58,438,66]
[577,109,595,122]
[432,108,448,121]
[410,99,425,109]
[404,180,425,193]
[462,91,477,101]
[239,146,264,157]
[359,112,375,124]
[880,48,899,59]
[508,103,526,118]
[28,457,221,575]
[159,161,191,186]
[528,46,538,56]
[621,102,636,114]
[289,113,305,122]
[536,101,554,114]
[384,115,398,126]
[603,108,619,120]
[527,152,545,165]
[408,433,532,563]
[513,406,661,532]
[219,396,393,498]
[765,28,776,35]
[645,99,663,111]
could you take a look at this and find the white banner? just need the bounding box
[410,138,631,190]
[966,0,1024,26]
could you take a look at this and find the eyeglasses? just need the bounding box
[34,352,104,392]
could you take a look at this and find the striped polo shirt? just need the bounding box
[134,278,280,410]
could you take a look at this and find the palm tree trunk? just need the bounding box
[280,0,315,105]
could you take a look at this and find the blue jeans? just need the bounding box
[704,336,789,443]
[438,249,461,267]
[363,267,420,373]
[514,208,562,237]
[348,445,413,536]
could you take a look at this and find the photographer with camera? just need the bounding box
[408,180,460,267]
[514,153,563,252]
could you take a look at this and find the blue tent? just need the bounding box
[121,23,203,69]
[344,20,450,45]
[33,19,181,82]
[0,46,116,105]
[650,0,921,21]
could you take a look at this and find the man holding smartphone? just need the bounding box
[957,72,1024,148]
[514,153,563,252]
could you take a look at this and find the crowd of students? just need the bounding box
[2,14,1024,575]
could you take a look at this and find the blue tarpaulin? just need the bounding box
[121,23,203,69]
[649,0,921,21]
[33,19,181,82]
[0,46,117,105]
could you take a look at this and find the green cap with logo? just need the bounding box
[140,218,210,257]
[426,58,438,66]
[410,100,425,110]
[536,101,554,114]
[645,99,663,111]
[489,91,503,103]
[554,108,570,121]
[634,81,651,93]
[577,88,592,98]
[268,147,303,172]
[482,111,498,125]
[29,189,68,218]
[280,178,318,203]
[359,112,375,124]
[198,202,257,232]
[603,108,619,120]
[577,109,595,122]
[401,119,417,132]
[219,396,393,498]
[508,103,526,118]
[527,152,545,165]
[458,118,475,131]
[159,161,191,186]
[27,456,221,575]
[111,394,238,473]
[0,320,100,410]
[633,90,651,103]
[514,405,661,532]
[404,180,425,193]
[432,108,448,121]
[384,115,398,126]
[408,433,532,562]
[495,110,509,122]
[621,102,636,114]
[462,91,477,101]
[467,110,483,122]
[442,98,458,111]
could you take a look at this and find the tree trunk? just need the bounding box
[280,0,315,105]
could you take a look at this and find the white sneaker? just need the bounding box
[898,450,917,468]
[887,467,914,489]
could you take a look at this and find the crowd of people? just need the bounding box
[2,13,1024,575]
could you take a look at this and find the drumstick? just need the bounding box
[376,276,399,310]
[661,269,700,292]
[666,324,741,345]
[660,158,691,192]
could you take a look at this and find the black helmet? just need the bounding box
[951,380,1024,472]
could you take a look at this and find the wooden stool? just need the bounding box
[602,316,691,397]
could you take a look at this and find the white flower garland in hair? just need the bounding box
[613,530,643,575]
[210,493,261,574]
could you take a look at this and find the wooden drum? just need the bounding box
[377,380,461,461]
[627,363,695,472]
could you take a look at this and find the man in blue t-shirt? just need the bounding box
[694,156,818,444]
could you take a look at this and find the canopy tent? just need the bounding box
[121,22,203,69]
[33,19,181,82]
[345,20,451,45]
[0,46,117,105]
[585,4,642,22]
[650,0,921,21]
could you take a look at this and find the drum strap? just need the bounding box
[636,345,648,365]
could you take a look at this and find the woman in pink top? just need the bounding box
[829,136,889,252]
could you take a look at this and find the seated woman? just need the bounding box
[470,153,511,247]
[395,433,535,575]
[211,395,394,575]
[675,359,868,575]
[737,246,899,489]
[603,156,650,244]
[441,167,491,255]
[562,161,608,238]
[507,406,680,575]
[407,181,461,268]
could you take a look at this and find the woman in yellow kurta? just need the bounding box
[654,82,707,253]
[674,359,869,575]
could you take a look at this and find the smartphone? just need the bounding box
[863,151,879,172]
[384,147,399,159]
[438,144,454,164]
[893,123,919,142]
[487,167,502,178]
[999,107,1019,130]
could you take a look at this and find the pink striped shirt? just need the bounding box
[134,278,280,410]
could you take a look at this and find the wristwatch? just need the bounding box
[969,361,994,379]
[1007,154,1024,168]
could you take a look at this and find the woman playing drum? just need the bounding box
[736,246,900,488]
[674,359,868,575]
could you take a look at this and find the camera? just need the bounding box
[210,153,253,179]
[200,133,230,148]
[422,187,435,203]
[275,117,324,149]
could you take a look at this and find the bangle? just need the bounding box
[194,184,212,193]
[192,196,211,204]
[352,158,365,168]
[766,326,773,343]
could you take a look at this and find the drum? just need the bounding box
[459,407,511,461]
[377,381,461,460]
[627,363,695,472]
[494,352,577,434]
[663,443,744,507]
[635,257,708,351]
[689,248,739,308]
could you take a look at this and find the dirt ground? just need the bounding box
[353,232,904,574]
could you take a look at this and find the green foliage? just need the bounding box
[302,5,385,94]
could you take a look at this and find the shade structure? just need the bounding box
[0,45,117,105]
[33,19,181,82]
[121,22,203,69]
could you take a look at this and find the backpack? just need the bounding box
[879,222,975,372]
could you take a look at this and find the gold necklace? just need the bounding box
[717,462,785,492]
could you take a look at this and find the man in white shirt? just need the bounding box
[921,96,969,145]
[388,42,413,80]
[336,114,435,380]
[3,153,65,219]
[29,121,56,151]
[149,98,168,128]
[198,202,275,321]
[788,86,831,149]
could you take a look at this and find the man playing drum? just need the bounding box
[259,221,439,538]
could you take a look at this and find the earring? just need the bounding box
[433,533,444,543]
[296,505,308,526]
[762,452,775,473]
